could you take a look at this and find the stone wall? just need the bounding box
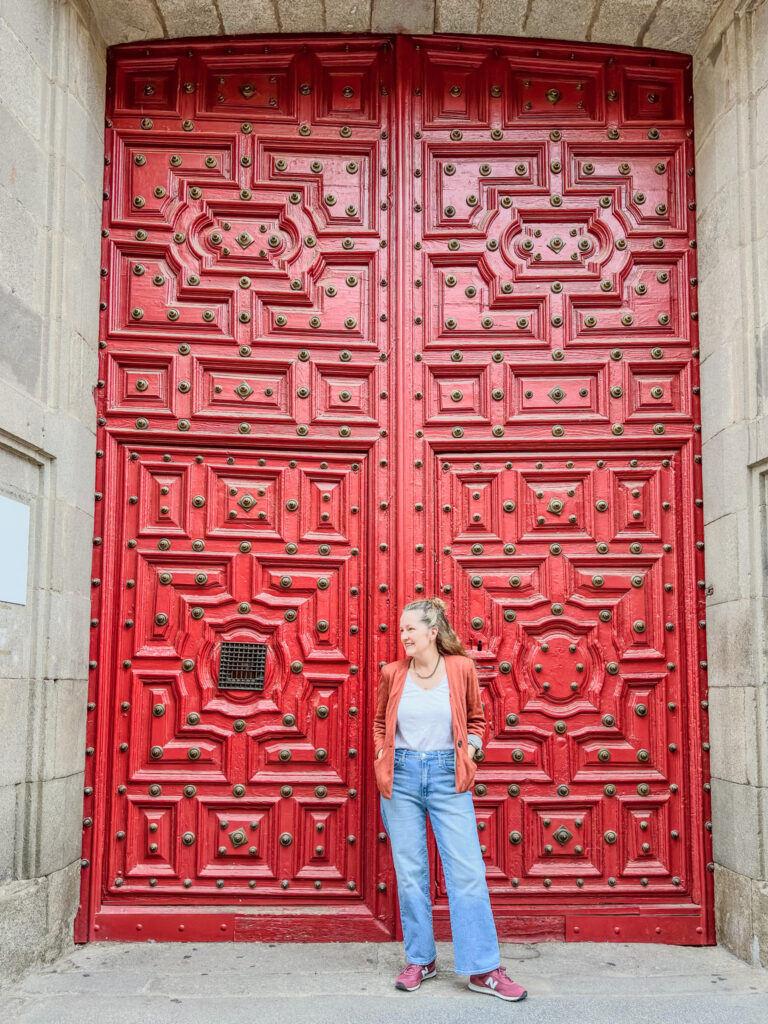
[0,0,105,984]
[693,0,768,968]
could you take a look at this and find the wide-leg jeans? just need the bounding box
[379,747,501,975]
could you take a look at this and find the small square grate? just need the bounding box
[217,641,267,691]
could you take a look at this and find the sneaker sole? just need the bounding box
[467,980,528,1001]
[395,967,436,991]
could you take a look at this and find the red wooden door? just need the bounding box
[79,33,713,945]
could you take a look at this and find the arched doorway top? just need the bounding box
[87,0,723,56]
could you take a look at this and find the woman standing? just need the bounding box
[373,597,528,1001]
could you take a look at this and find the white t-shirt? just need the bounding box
[394,669,454,751]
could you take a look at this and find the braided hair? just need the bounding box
[401,597,469,656]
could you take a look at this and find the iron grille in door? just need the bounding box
[217,642,267,691]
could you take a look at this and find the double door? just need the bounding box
[78,33,713,944]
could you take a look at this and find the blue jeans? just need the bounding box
[379,748,501,975]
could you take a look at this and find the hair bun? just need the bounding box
[429,596,447,613]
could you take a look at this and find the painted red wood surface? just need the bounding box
[78,33,714,945]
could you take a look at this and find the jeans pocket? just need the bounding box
[441,756,456,773]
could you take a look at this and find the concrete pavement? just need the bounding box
[2,939,768,1024]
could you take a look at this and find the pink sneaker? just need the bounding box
[468,965,527,1001]
[394,958,437,991]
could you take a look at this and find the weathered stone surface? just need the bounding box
[436,0,479,34]
[68,10,108,115]
[0,19,45,140]
[704,598,759,692]
[702,510,750,605]
[755,90,768,212]
[277,0,325,32]
[0,0,56,67]
[0,201,45,317]
[712,779,762,878]
[61,233,102,351]
[48,502,94,599]
[715,864,755,964]
[0,681,31,787]
[752,0,768,101]
[79,0,741,49]
[477,0,527,36]
[0,865,78,986]
[695,179,741,283]
[708,686,758,786]
[63,92,105,191]
[0,102,48,225]
[39,678,88,782]
[63,328,100,428]
[589,0,657,47]
[81,0,734,48]
[217,0,280,33]
[43,861,79,960]
[44,592,92,683]
[700,421,749,524]
[694,104,739,210]
[0,880,49,984]
[371,0,434,33]
[157,0,222,37]
[752,877,768,968]
[87,0,163,44]
[0,284,44,400]
[699,342,738,441]
[693,26,738,155]
[42,414,96,514]
[0,784,18,877]
[325,0,373,33]
[35,774,84,877]
[644,0,722,54]
[523,0,594,42]
[759,783,768,881]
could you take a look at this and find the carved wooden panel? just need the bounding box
[80,34,712,946]
[402,37,711,942]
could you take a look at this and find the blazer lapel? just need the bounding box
[445,654,461,740]
[387,659,410,737]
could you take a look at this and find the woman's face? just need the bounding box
[399,609,438,658]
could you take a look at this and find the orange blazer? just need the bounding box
[373,653,487,798]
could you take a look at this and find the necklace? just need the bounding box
[411,652,442,679]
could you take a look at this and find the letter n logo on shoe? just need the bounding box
[485,976,498,989]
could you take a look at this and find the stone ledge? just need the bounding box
[715,864,768,969]
[0,863,78,989]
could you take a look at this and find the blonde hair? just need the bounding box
[401,597,469,656]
